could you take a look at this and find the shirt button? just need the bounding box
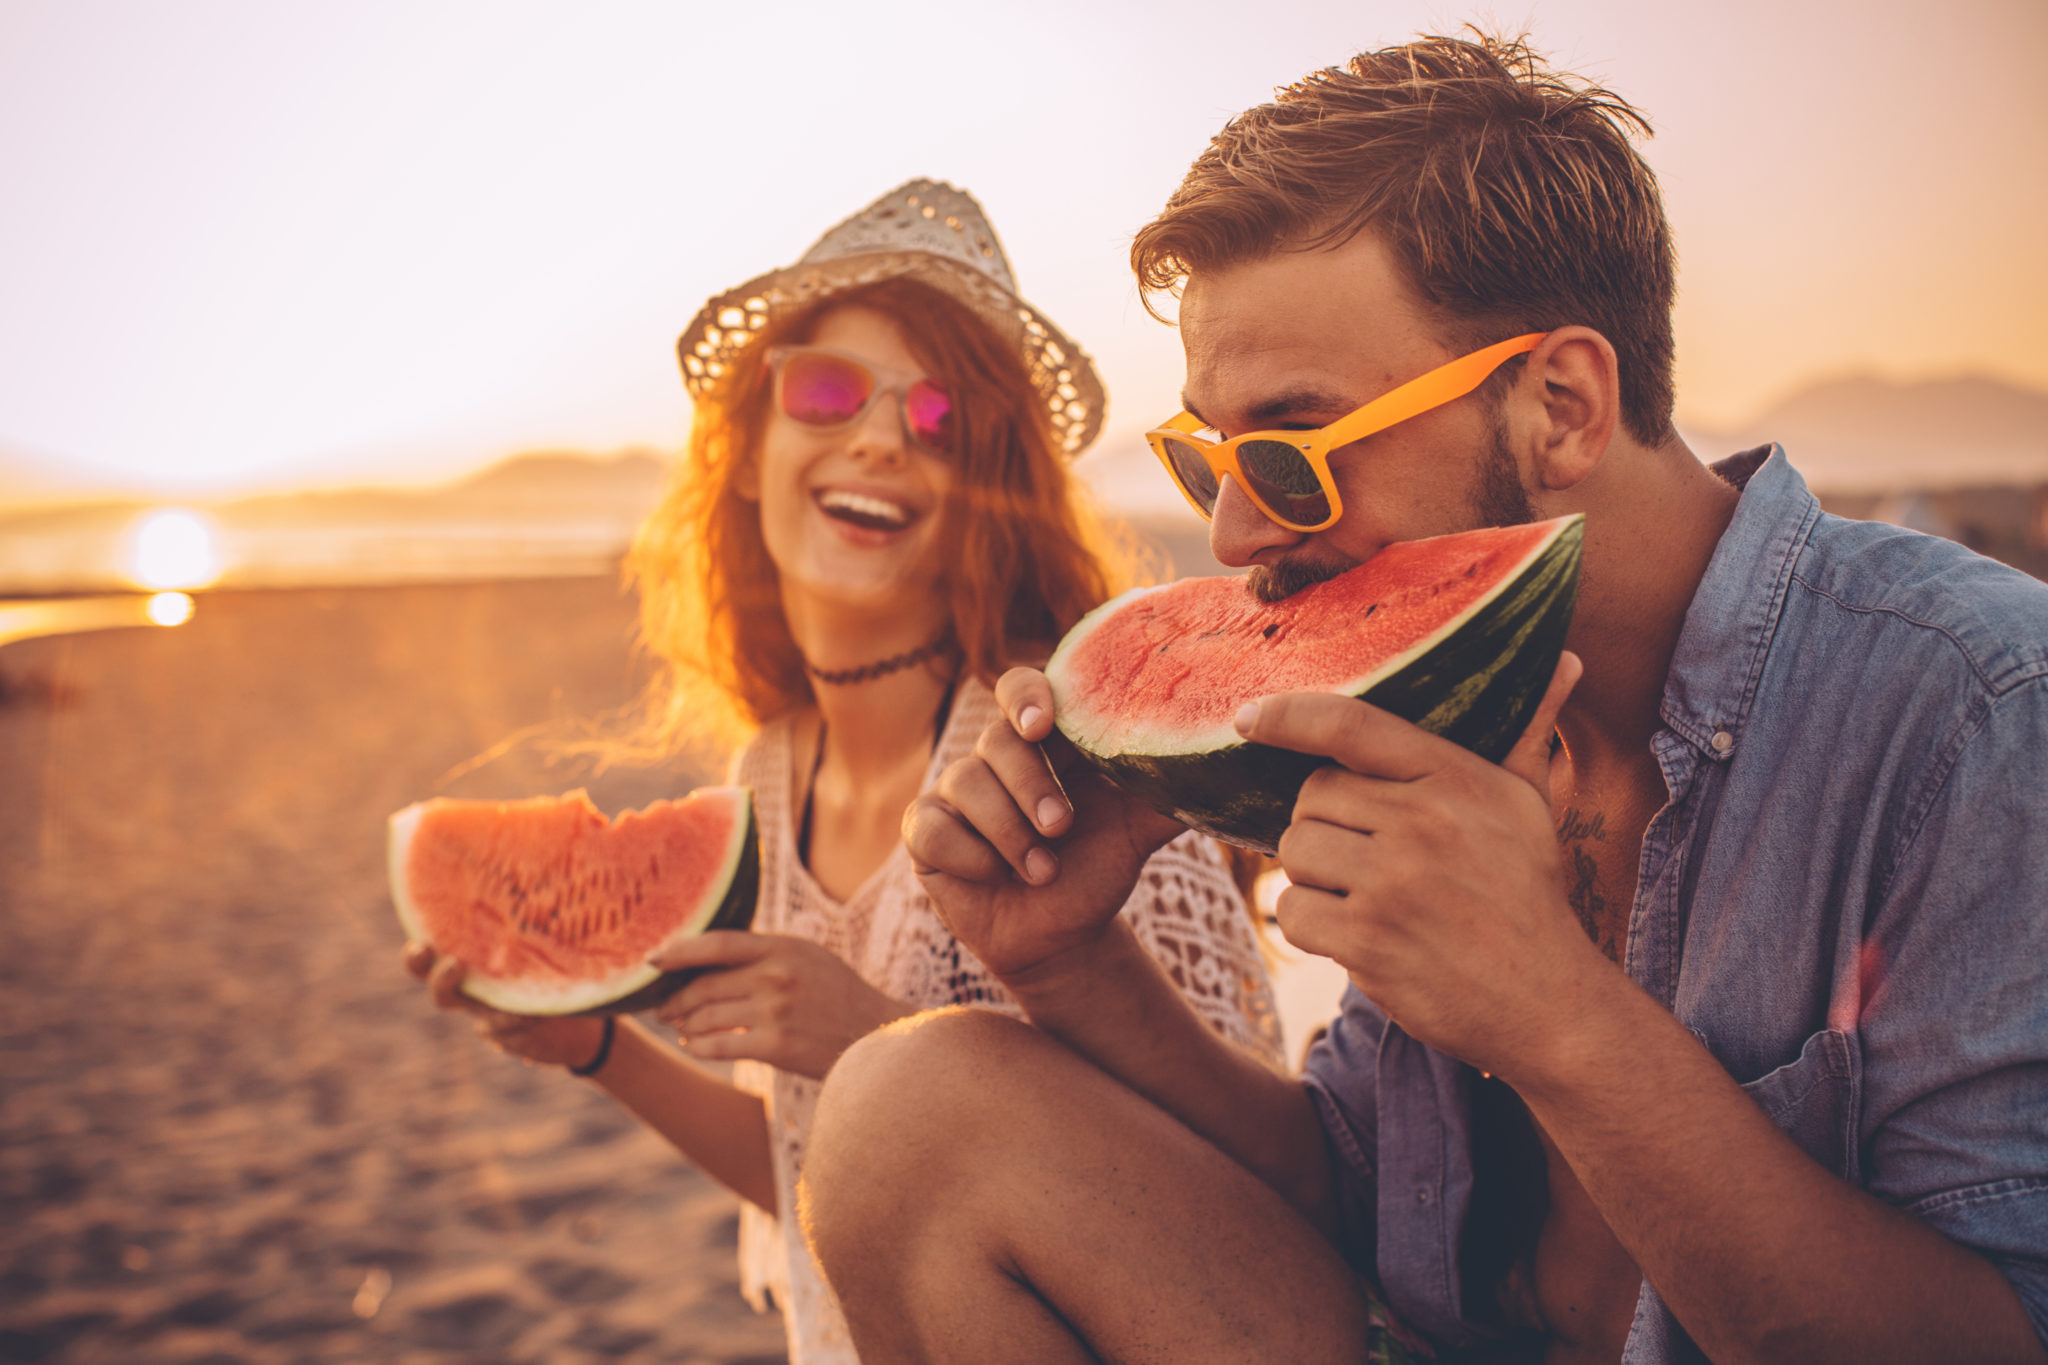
[1416,1189,1431,1204]
[1711,730,1733,753]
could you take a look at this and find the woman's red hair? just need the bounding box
[626,277,1138,758]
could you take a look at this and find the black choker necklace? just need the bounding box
[802,628,957,686]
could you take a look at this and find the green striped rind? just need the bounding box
[1058,518,1582,854]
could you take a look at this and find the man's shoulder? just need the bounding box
[1788,511,2048,698]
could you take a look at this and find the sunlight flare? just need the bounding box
[126,508,223,590]
[146,591,195,627]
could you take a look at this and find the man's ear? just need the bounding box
[1512,327,1621,492]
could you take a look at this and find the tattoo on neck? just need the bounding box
[1559,807,1622,961]
[1558,807,1606,842]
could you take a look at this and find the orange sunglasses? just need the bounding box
[1146,332,1548,532]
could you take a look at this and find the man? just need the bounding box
[799,34,2048,1365]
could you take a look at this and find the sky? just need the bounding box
[2,0,2044,503]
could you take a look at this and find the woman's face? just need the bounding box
[743,305,956,622]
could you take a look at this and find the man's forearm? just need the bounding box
[1001,920,1340,1234]
[1513,969,2046,1365]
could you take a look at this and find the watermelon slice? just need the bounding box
[1047,515,1582,853]
[389,787,759,1016]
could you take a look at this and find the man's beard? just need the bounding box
[1246,552,1353,603]
[1244,420,1533,605]
[1470,414,1537,530]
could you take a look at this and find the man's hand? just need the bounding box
[648,931,910,1080]
[902,667,1186,982]
[1243,653,1605,1079]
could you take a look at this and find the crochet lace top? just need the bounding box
[727,676,1283,1364]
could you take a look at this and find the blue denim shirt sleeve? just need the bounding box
[1300,983,1389,1272]
[1858,671,2048,1340]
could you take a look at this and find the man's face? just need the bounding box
[1178,230,1531,598]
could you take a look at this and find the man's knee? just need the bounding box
[805,1008,1043,1261]
[819,1005,1038,1140]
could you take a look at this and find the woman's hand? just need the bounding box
[901,666,1186,983]
[401,941,609,1072]
[649,932,912,1081]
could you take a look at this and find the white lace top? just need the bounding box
[726,676,1282,1364]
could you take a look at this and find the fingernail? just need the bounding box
[1018,705,1045,734]
[1037,795,1068,830]
[1025,847,1058,884]
[1234,702,1260,735]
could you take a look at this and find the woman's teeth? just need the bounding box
[816,489,914,531]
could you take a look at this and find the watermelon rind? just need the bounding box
[388,789,760,1017]
[1048,516,1582,854]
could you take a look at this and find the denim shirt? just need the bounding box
[1302,448,2048,1361]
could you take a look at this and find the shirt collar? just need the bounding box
[1659,445,1823,762]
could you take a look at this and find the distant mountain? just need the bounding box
[0,443,136,509]
[1689,373,2048,493]
[0,449,676,593]
[221,449,672,525]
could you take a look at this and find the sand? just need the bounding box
[0,575,789,1364]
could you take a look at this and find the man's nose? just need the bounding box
[1208,473,1306,568]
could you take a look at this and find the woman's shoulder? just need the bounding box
[727,708,811,783]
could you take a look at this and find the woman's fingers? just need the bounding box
[648,928,775,974]
[994,666,1058,742]
[655,961,761,1024]
[932,752,1058,886]
[401,941,436,980]
[478,1010,537,1045]
[427,954,469,1011]
[670,997,756,1039]
[681,1030,756,1062]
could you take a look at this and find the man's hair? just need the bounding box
[1132,33,1677,445]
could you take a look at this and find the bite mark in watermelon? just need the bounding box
[1046,515,1583,853]
[389,787,759,1016]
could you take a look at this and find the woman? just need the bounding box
[404,180,1281,1364]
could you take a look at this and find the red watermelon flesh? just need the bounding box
[1047,516,1582,852]
[389,787,758,1016]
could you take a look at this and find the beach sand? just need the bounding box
[0,569,1349,1364]
[0,576,788,1364]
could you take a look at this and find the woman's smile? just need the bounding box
[749,305,955,612]
[812,484,923,537]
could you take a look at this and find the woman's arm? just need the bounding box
[406,943,777,1214]
[588,1016,776,1214]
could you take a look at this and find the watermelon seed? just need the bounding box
[1365,604,1379,618]
[1261,624,1279,639]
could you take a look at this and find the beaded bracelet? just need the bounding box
[568,1015,616,1078]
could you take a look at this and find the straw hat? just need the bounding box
[676,179,1107,458]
